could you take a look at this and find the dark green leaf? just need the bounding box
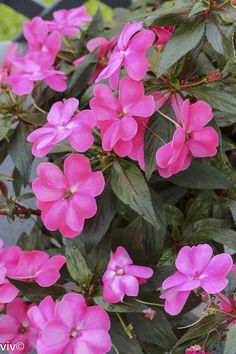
[0,116,14,141]
[94,297,148,313]
[111,159,161,231]
[65,245,92,286]
[224,323,236,354]
[157,20,205,77]
[189,2,209,17]
[206,23,235,60]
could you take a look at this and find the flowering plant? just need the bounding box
[1,1,236,353]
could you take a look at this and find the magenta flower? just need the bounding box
[0,44,19,91]
[32,154,105,238]
[0,241,20,304]
[96,22,155,89]
[160,244,233,316]
[27,98,96,157]
[102,247,153,303]
[0,298,37,354]
[156,99,219,178]
[74,36,118,83]
[6,250,66,287]
[29,293,111,354]
[128,116,148,170]
[152,26,175,45]
[46,6,92,35]
[23,17,61,67]
[90,76,155,157]
[7,52,67,95]
[186,346,209,354]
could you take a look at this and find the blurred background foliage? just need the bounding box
[0,0,112,40]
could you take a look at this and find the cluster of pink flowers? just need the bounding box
[0,239,65,306]
[2,6,91,95]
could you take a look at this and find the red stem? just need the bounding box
[0,209,41,216]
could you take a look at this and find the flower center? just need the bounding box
[58,125,67,131]
[64,190,73,199]
[116,268,124,275]
[117,112,125,119]
[70,329,79,338]
[120,50,126,57]
[192,275,199,280]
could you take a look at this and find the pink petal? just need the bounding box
[42,199,68,231]
[118,22,143,49]
[47,98,79,126]
[0,314,19,342]
[0,282,19,303]
[118,116,138,141]
[120,274,139,296]
[161,289,191,316]
[44,74,67,92]
[55,301,76,329]
[125,53,149,81]
[90,84,121,120]
[128,30,155,53]
[156,142,173,169]
[188,127,219,157]
[43,321,70,346]
[188,100,213,132]
[87,37,108,52]
[65,201,84,233]
[82,306,110,331]
[108,247,133,270]
[125,265,153,279]
[81,329,112,353]
[114,139,133,157]
[95,52,123,83]
[11,77,34,95]
[64,154,91,186]
[71,193,97,219]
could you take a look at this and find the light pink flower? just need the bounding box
[102,247,153,303]
[23,17,61,67]
[90,76,155,157]
[0,44,19,91]
[152,26,175,45]
[0,241,20,304]
[156,99,219,178]
[29,293,111,354]
[161,244,233,316]
[186,345,209,354]
[7,250,66,287]
[0,298,37,354]
[46,6,91,35]
[74,36,118,83]
[7,52,67,95]
[27,98,96,157]
[96,22,155,89]
[32,154,105,238]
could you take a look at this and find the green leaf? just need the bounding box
[206,23,235,60]
[0,116,14,141]
[228,200,236,225]
[66,50,98,97]
[187,86,236,114]
[189,2,209,17]
[111,159,161,231]
[18,112,46,126]
[172,314,226,353]
[81,176,117,252]
[224,323,236,354]
[144,105,175,180]
[156,20,205,77]
[94,297,148,313]
[127,311,177,351]
[12,167,22,196]
[9,123,33,186]
[166,160,231,189]
[144,0,193,26]
[65,245,92,286]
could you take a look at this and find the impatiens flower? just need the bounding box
[186,345,209,354]
[102,247,153,303]
[0,44,19,91]
[74,36,118,83]
[29,293,111,354]
[152,26,175,45]
[7,52,67,95]
[90,76,155,157]
[0,298,37,354]
[156,99,219,178]
[0,241,20,304]
[27,98,96,157]
[23,17,61,67]
[32,154,105,238]
[96,22,155,89]
[128,117,148,170]
[7,250,66,287]
[216,292,236,324]
[46,6,91,35]
[161,244,233,316]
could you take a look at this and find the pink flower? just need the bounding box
[32,154,105,238]
[143,308,156,320]
[186,345,209,354]
[96,22,155,89]
[156,99,219,178]
[0,44,19,90]
[128,116,148,170]
[46,6,91,35]
[161,244,233,316]
[0,298,37,353]
[74,36,118,83]
[29,293,111,354]
[27,98,96,157]
[102,247,153,303]
[23,17,61,67]
[0,241,20,304]
[6,250,65,287]
[90,76,155,157]
[152,26,175,45]
[7,52,67,95]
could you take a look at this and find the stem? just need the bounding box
[101,162,113,172]
[0,208,41,216]
[180,78,207,89]
[116,313,133,339]
[213,0,229,10]
[178,315,206,329]
[135,299,164,307]
[208,306,236,319]
[29,94,47,114]
[157,110,181,128]
[142,122,167,144]
[112,344,120,354]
